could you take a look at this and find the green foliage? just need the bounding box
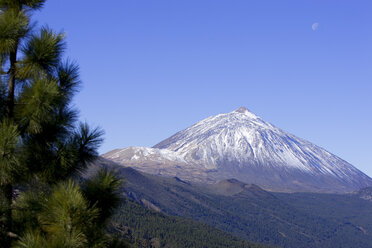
[57,60,80,101]
[83,169,123,225]
[0,9,29,54]
[38,181,97,238]
[17,78,61,134]
[13,181,98,248]
[112,198,267,248]
[12,182,46,231]
[73,123,104,168]
[12,176,124,248]
[14,230,47,248]
[0,1,121,247]
[0,0,46,11]
[19,27,65,77]
[0,121,21,185]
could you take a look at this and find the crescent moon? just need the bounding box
[312,22,319,31]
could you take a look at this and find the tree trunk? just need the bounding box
[0,184,13,247]
[7,49,17,118]
[2,44,18,247]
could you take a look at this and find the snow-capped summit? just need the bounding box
[104,107,372,192]
[155,107,307,171]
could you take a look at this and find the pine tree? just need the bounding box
[0,1,123,247]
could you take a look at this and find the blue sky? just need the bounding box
[34,1,372,176]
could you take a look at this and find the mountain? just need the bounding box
[95,158,372,248]
[103,107,372,192]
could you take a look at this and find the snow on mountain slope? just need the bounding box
[103,147,217,183]
[104,107,372,192]
[154,107,359,178]
[104,146,187,164]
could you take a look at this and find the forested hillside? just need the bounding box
[97,158,372,248]
[111,198,269,248]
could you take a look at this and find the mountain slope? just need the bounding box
[103,146,216,183]
[96,158,372,248]
[111,198,268,248]
[104,107,372,192]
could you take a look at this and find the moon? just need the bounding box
[312,22,319,31]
